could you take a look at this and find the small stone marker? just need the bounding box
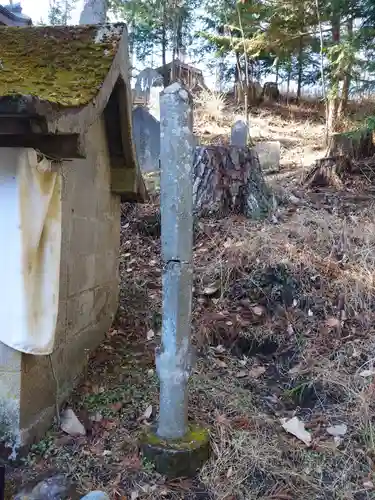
[134,67,163,106]
[254,141,280,172]
[132,107,160,172]
[231,119,249,147]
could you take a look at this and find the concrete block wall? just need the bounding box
[17,116,121,446]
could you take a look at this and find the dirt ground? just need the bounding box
[7,98,375,499]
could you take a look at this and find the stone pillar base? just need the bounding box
[140,424,210,478]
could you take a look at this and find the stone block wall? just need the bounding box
[0,116,121,450]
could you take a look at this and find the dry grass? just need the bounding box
[194,89,227,121]
[193,92,327,169]
[8,99,375,500]
[12,186,375,499]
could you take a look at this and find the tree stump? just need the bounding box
[192,146,273,218]
[329,129,375,159]
[303,156,352,188]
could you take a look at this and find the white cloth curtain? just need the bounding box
[0,149,62,354]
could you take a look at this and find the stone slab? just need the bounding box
[253,141,280,172]
[132,107,160,173]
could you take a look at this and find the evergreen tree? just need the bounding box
[48,0,78,25]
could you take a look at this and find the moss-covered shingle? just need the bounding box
[0,24,125,107]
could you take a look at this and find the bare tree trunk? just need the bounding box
[237,4,250,132]
[328,95,340,134]
[328,12,341,134]
[234,51,243,105]
[161,0,168,86]
[338,17,353,118]
[296,36,304,100]
[286,61,292,101]
[192,146,273,218]
[275,58,279,86]
[315,0,329,144]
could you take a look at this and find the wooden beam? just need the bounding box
[0,133,84,159]
[0,115,47,135]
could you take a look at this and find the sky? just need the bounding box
[18,0,218,88]
[20,0,83,24]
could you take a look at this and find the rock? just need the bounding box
[81,492,110,500]
[15,475,73,500]
[60,408,86,436]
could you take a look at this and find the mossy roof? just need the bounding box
[0,24,125,107]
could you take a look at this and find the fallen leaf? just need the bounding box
[232,416,252,430]
[280,416,312,446]
[147,329,155,340]
[214,345,226,353]
[251,305,264,316]
[214,359,227,368]
[236,370,248,378]
[122,454,142,470]
[111,402,123,413]
[359,369,375,377]
[203,284,220,296]
[326,317,340,328]
[60,409,86,437]
[101,419,118,430]
[249,366,266,378]
[143,405,153,420]
[326,424,347,437]
[363,481,374,489]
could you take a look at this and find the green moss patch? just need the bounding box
[142,424,210,451]
[0,24,125,107]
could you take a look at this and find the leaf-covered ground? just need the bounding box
[6,98,375,500]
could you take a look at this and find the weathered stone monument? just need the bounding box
[254,141,281,173]
[134,67,163,106]
[141,83,209,477]
[230,119,249,147]
[132,107,160,172]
